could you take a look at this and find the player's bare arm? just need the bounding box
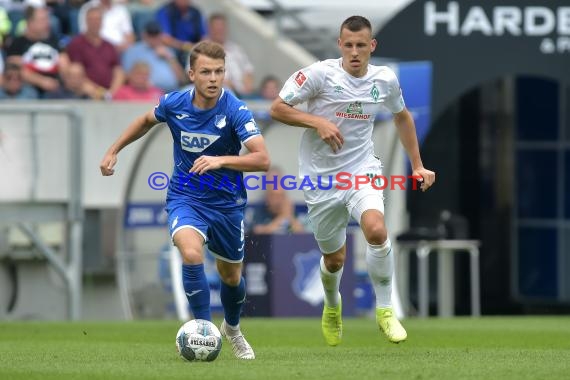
[190,135,270,175]
[270,98,344,153]
[100,109,159,176]
[393,108,436,191]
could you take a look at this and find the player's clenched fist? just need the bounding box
[412,167,436,192]
[100,153,117,176]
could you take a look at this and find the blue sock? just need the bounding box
[220,277,246,327]
[182,263,211,321]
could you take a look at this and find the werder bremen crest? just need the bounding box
[370,84,380,102]
[346,101,363,114]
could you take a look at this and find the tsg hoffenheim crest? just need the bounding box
[292,249,324,306]
[214,115,226,129]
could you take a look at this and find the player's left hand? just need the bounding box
[412,167,436,192]
[190,155,223,175]
[100,153,117,176]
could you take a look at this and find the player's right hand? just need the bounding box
[100,153,117,176]
[316,120,344,153]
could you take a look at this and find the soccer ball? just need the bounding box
[175,319,222,362]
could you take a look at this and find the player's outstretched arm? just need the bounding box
[393,108,436,192]
[270,98,344,153]
[100,109,159,176]
[190,135,270,175]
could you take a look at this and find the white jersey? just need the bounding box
[279,58,405,188]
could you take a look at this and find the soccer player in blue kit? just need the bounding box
[100,41,269,360]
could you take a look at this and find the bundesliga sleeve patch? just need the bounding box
[245,120,258,133]
[295,71,307,87]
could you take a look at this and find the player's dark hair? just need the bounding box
[188,41,226,69]
[340,15,372,35]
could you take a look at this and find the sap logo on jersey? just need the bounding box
[181,131,220,152]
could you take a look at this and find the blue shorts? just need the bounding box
[166,200,245,263]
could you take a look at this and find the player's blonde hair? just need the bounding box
[188,41,226,69]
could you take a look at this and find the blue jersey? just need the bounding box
[154,88,261,210]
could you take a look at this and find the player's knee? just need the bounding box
[217,261,243,286]
[363,224,387,245]
[179,247,203,265]
[219,272,241,287]
[323,253,345,273]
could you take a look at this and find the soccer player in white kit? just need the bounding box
[270,16,435,345]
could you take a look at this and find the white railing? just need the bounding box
[0,104,83,320]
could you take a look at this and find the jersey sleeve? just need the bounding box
[232,103,261,144]
[154,93,169,122]
[278,61,326,106]
[383,68,406,114]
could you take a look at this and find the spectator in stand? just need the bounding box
[122,21,184,93]
[4,6,68,97]
[0,62,39,99]
[113,61,163,101]
[155,0,207,67]
[44,62,93,99]
[10,0,63,42]
[257,75,281,101]
[0,7,11,49]
[207,13,254,97]
[78,0,134,53]
[0,54,4,87]
[66,6,124,100]
[67,0,87,36]
[45,0,74,37]
[250,167,305,235]
[129,0,160,39]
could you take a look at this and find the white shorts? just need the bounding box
[304,158,385,254]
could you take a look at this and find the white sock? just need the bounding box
[320,256,343,307]
[224,320,241,336]
[366,238,393,308]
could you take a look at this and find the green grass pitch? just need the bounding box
[1,317,569,379]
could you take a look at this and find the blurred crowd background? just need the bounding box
[0,0,281,101]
